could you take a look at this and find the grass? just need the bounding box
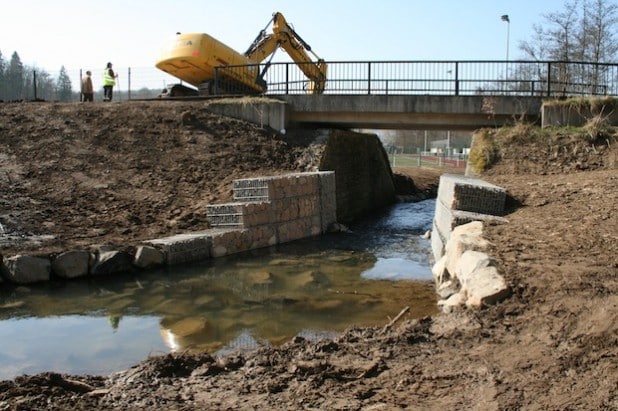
[467,117,617,174]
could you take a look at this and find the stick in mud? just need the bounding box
[381,306,410,334]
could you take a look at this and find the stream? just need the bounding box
[0,199,437,380]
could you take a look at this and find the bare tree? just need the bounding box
[585,0,618,63]
[519,0,617,96]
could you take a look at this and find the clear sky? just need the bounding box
[1,0,568,72]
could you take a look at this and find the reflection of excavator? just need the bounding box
[155,12,327,96]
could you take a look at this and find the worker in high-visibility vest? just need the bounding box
[102,62,118,102]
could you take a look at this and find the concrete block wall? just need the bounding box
[1,172,337,284]
[432,174,507,261]
[152,171,337,265]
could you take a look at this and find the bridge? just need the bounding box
[206,60,618,130]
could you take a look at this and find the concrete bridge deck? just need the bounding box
[207,95,544,131]
[277,95,543,130]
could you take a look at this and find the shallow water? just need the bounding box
[0,199,437,380]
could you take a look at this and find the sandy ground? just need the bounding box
[0,101,616,410]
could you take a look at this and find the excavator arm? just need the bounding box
[245,12,327,94]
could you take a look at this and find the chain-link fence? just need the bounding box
[389,152,468,169]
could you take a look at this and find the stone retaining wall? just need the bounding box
[0,172,336,284]
[431,174,511,310]
[319,130,395,223]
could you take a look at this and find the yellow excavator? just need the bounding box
[155,12,327,96]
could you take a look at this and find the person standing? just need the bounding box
[81,70,94,102]
[102,62,118,102]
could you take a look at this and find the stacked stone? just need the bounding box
[218,172,336,245]
[268,174,319,243]
[160,172,335,264]
[317,171,337,234]
[146,231,215,265]
[431,174,510,310]
[1,172,337,284]
[432,174,507,262]
[233,178,270,202]
[204,204,245,227]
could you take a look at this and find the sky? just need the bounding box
[1,0,570,74]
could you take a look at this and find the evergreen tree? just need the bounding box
[0,50,5,100]
[6,51,24,100]
[34,69,55,101]
[56,66,73,102]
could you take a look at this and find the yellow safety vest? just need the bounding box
[102,68,116,86]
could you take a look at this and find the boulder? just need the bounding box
[444,221,489,277]
[2,255,51,283]
[457,251,511,307]
[134,245,165,269]
[432,222,510,310]
[91,250,134,276]
[51,250,91,279]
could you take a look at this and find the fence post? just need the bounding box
[454,62,459,96]
[214,68,219,95]
[33,70,38,101]
[128,67,131,100]
[531,80,535,96]
[285,63,289,94]
[367,62,371,95]
[546,62,551,97]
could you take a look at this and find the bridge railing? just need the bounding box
[214,60,618,97]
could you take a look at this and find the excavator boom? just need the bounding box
[245,13,327,93]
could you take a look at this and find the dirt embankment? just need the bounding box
[1,102,617,410]
[0,101,324,257]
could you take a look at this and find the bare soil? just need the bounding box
[1,101,617,410]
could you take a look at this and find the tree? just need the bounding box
[6,51,24,100]
[518,0,618,95]
[35,69,55,101]
[585,0,618,63]
[56,66,73,102]
[0,50,6,100]
[22,67,54,101]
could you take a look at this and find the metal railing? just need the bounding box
[213,60,618,97]
[8,60,617,102]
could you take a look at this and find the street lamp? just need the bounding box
[501,15,510,62]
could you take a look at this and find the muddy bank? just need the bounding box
[1,101,617,410]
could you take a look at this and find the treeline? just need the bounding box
[509,0,618,95]
[519,0,617,63]
[0,50,75,102]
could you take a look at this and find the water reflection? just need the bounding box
[0,199,437,379]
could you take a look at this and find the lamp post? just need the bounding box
[501,14,510,85]
[501,14,510,62]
